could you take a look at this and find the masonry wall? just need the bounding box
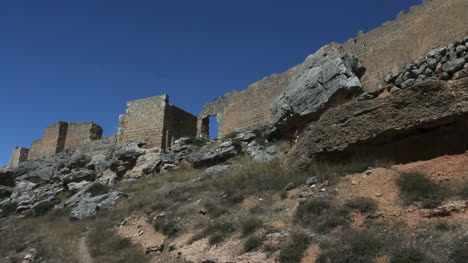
[64,122,103,150]
[28,139,43,159]
[9,147,29,168]
[118,95,168,148]
[198,0,467,137]
[342,0,468,91]
[198,65,299,138]
[39,121,68,157]
[165,105,198,148]
[26,121,103,160]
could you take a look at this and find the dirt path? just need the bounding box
[78,232,93,263]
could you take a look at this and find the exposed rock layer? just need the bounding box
[286,72,468,169]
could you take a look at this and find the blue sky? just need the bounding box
[0,0,422,165]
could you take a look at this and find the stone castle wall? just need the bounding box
[165,104,198,148]
[341,0,468,91]
[26,121,103,160]
[64,122,103,150]
[118,95,197,150]
[9,147,29,168]
[39,121,68,157]
[198,65,299,138]
[118,95,168,148]
[198,0,467,137]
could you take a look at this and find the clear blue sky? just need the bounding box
[0,0,422,165]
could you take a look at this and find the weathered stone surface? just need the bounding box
[442,58,466,74]
[109,141,147,178]
[185,142,242,168]
[270,43,365,137]
[30,197,60,216]
[202,164,234,178]
[69,191,127,220]
[247,144,281,162]
[286,74,468,169]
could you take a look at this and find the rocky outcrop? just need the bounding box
[383,37,468,93]
[286,72,468,169]
[270,43,366,137]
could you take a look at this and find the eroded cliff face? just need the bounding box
[286,70,468,169]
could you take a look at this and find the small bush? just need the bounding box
[390,247,428,263]
[279,232,312,263]
[460,184,468,200]
[88,221,149,262]
[397,172,447,208]
[434,221,451,231]
[153,217,178,237]
[240,216,263,236]
[222,131,238,141]
[295,199,331,222]
[450,243,468,263]
[315,213,347,233]
[244,236,264,253]
[318,230,383,263]
[343,197,378,213]
[0,201,18,215]
[189,220,235,245]
[204,201,228,218]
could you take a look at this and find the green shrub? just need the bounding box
[343,197,378,213]
[434,221,451,231]
[244,236,264,253]
[450,237,468,263]
[204,201,228,218]
[460,184,468,200]
[315,213,347,233]
[318,231,383,263]
[279,232,312,263]
[88,221,149,262]
[295,199,331,222]
[89,183,110,197]
[240,216,263,236]
[396,172,447,208]
[189,220,235,245]
[153,217,178,237]
[390,247,428,263]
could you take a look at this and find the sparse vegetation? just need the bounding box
[88,220,150,262]
[152,217,178,237]
[240,216,263,236]
[460,183,468,200]
[343,197,378,213]
[279,231,312,263]
[389,247,428,263]
[243,236,264,253]
[295,199,331,222]
[189,219,235,245]
[396,172,448,208]
[317,230,383,263]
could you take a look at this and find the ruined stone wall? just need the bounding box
[38,121,68,157]
[9,147,29,168]
[26,121,103,160]
[64,122,103,150]
[28,139,43,159]
[342,0,468,91]
[165,105,198,148]
[198,65,299,138]
[198,0,466,137]
[67,135,117,157]
[118,95,168,148]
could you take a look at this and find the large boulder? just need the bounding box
[69,191,127,220]
[185,141,242,168]
[286,74,468,169]
[270,43,365,137]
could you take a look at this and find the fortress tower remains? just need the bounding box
[118,94,197,150]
